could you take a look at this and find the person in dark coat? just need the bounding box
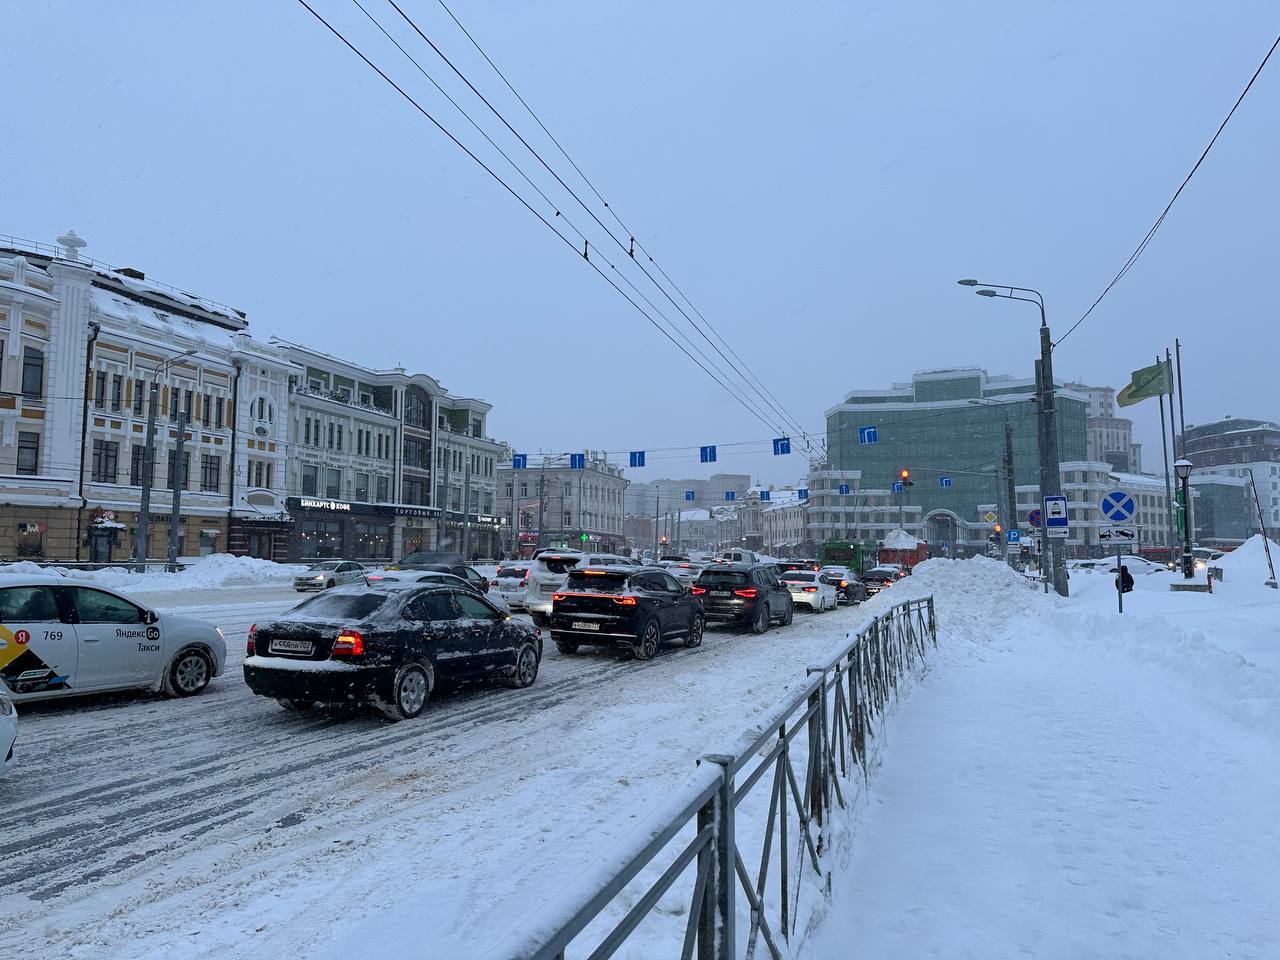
[1116,563,1135,594]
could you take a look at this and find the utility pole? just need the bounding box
[652,492,660,558]
[461,450,472,560]
[134,380,161,571]
[536,457,547,551]
[509,468,519,559]
[1157,356,1177,568]
[167,410,187,572]
[1246,468,1278,588]
[1003,414,1018,569]
[1037,322,1068,597]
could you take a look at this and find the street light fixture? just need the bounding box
[1174,458,1194,578]
[956,277,1065,597]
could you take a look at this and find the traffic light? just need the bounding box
[899,468,914,488]
[994,523,1002,535]
[659,535,669,545]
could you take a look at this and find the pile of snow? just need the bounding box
[1217,534,1280,576]
[881,528,921,549]
[0,553,306,594]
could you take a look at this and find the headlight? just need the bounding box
[0,693,14,717]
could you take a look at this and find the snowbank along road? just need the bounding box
[0,582,880,959]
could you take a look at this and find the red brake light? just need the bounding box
[521,569,531,584]
[332,630,365,656]
[690,586,707,595]
[612,596,637,606]
[733,588,758,598]
[247,624,256,656]
[803,586,818,592]
[812,565,820,571]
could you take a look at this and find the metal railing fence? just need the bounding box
[494,595,937,960]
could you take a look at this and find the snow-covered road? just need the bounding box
[1,584,874,959]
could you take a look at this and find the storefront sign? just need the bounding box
[297,498,353,512]
[394,505,441,519]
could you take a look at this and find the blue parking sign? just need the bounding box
[892,481,904,493]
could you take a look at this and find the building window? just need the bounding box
[377,433,384,459]
[520,482,528,498]
[376,475,389,502]
[328,422,334,449]
[17,431,39,475]
[355,472,369,501]
[300,519,342,559]
[92,440,119,484]
[184,389,194,423]
[22,347,44,398]
[471,417,482,438]
[304,418,312,445]
[94,370,107,409]
[133,379,146,416]
[352,522,390,560]
[252,459,264,488]
[167,451,190,490]
[325,468,341,499]
[215,396,224,429]
[112,374,123,413]
[129,445,153,487]
[336,425,343,452]
[404,478,426,505]
[201,455,221,493]
[301,464,318,496]
[202,393,212,427]
[405,390,428,428]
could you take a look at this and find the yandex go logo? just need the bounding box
[14,630,30,645]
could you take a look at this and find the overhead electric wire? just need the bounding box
[389,0,811,445]
[1057,32,1280,348]
[294,0,792,439]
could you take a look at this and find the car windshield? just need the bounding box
[781,572,815,583]
[539,555,582,575]
[697,570,751,586]
[564,570,630,592]
[307,562,341,571]
[288,591,389,620]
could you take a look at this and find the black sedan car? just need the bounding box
[691,563,793,633]
[243,583,541,721]
[549,566,704,660]
[817,565,869,604]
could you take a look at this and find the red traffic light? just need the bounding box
[900,469,910,480]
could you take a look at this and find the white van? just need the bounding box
[524,551,633,622]
[0,574,227,703]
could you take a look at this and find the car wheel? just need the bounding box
[751,603,770,634]
[684,615,705,648]
[164,648,212,697]
[325,580,335,589]
[633,618,661,660]
[277,698,315,711]
[375,661,433,721]
[532,611,550,627]
[554,635,579,655]
[782,601,794,625]
[508,641,540,688]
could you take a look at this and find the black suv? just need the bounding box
[692,563,793,633]
[549,566,705,660]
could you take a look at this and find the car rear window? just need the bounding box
[496,566,528,578]
[564,570,630,592]
[290,591,389,620]
[538,555,582,574]
[697,570,750,586]
[781,572,815,582]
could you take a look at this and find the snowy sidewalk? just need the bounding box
[806,567,1280,959]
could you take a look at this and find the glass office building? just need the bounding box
[825,368,1087,549]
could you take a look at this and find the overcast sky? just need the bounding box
[5,1,1276,486]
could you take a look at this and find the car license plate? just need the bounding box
[712,591,732,598]
[270,639,313,655]
[571,621,600,631]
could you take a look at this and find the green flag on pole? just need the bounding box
[1116,359,1172,407]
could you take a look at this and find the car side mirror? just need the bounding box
[143,610,158,624]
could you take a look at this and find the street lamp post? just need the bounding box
[1174,458,1194,578]
[958,279,1068,598]
[133,348,197,572]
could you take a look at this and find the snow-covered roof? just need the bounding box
[91,287,244,352]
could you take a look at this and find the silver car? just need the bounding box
[494,562,531,610]
[293,560,367,592]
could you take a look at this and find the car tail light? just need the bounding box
[733,588,758,599]
[803,586,818,592]
[840,580,848,588]
[612,596,637,606]
[812,565,820,571]
[690,586,707,595]
[521,569,531,584]
[552,592,568,602]
[246,624,256,656]
[332,630,365,656]
[534,626,542,637]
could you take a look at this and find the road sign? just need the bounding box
[772,437,791,456]
[1006,542,1019,555]
[798,488,809,499]
[512,454,527,470]
[983,511,997,523]
[685,490,695,501]
[700,445,717,463]
[940,476,952,488]
[1027,508,1042,528]
[1044,495,1069,538]
[1098,526,1140,544]
[858,425,878,445]
[759,490,770,501]
[1034,537,1042,555]
[569,453,586,470]
[629,451,645,468]
[1007,529,1021,544]
[1100,490,1136,523]
[893,481,904,494]
[724,491,736,501]
[838,483,850,495]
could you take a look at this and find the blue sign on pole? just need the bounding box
[724,491,736,502]
[628,451,645,468]
[892,481,904,493]
[1007,529,1021,544]
[772,437,791,456]
[1099,490,1136,523]
[1043,495,1069,537]
[685,490,696,501]
[940,476,953,488]
[838,483,850,495]
[512,454,527,470]
[858,425,878,445]
[759,490,771,502]
[798,488,809,500]
[569,453,585,470]
[700,445,717,463]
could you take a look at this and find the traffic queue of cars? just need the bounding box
[0,548,908,774]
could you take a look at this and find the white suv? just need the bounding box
[524,551,633,623]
